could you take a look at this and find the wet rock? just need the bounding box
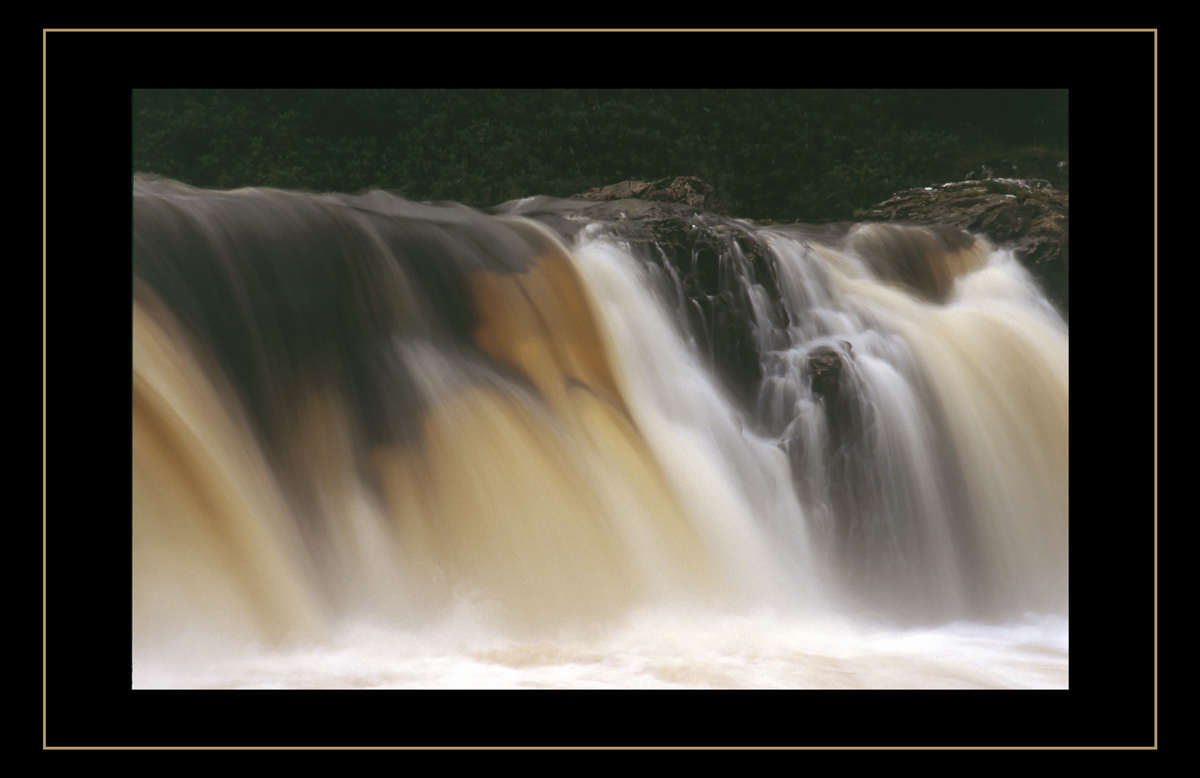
[807,345,844,400]
[861,177,1069,319]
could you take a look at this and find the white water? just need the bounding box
[133,605,1068,689]
[132,183,1067,689]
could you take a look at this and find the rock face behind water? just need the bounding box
[860,173,1069,320]
[573,171,1069,321]
[491,193,783,406]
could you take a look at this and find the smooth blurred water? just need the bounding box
[132,181,1068,689]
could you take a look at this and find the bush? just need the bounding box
[133,89,1066,222]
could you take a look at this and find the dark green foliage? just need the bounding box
[133,89,1067,223]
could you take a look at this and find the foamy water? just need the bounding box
[134,605,1068,689]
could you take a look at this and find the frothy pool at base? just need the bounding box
[133,606,1068,690]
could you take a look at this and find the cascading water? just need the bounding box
[132,177,1068,689]
[750,223,1069,622]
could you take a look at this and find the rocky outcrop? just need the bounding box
[574,176,735,216]
[860,174,1069,320]
[967,157,1069,192]
[571,169,1069,320]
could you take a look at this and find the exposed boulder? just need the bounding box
[807,343,847,401]
[804,341,862,463]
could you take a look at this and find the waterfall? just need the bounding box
[132,177,1068,688]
